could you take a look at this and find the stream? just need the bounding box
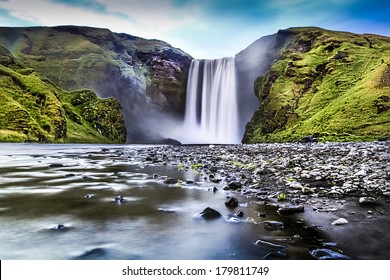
[0,143,334,260]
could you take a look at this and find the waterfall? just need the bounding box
[182,57,240,144]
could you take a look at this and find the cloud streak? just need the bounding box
[0,0,389,58]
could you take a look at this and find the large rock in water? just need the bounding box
[0,26,192,143]
[198,207,222,220]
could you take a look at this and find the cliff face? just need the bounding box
[0,26,192,143]
[235,30,294,136]
[0,45,126,143]
[243,27,390,142]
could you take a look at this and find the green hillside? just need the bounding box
[0,46,126,143]
[243,27,390,143]
[0,26,191,143]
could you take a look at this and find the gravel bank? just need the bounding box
[137,141,390,259]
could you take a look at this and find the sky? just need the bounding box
[0,0,389,59]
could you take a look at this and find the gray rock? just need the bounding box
[359,196,377,205]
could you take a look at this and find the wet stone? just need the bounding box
[55,224,66,230]
[198,207,221,220]
[235,210,244,218]
[277,205,305,215]
[264,221,285,230]
[254,240,288,251]
[331,218,348,225]
[227,181,242,190]
[225,196,239,208]
[359,196,377,205]
[49,163,64,168]
[163,177,178,184]
[309,248,350,260]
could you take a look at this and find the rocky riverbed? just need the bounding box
[137,141,390,259]
[0,142,389,259]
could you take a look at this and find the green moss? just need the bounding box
[0,50,126,143]
[244,27,390,143]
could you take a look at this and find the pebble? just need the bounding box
[163,177,178,184]
[359,197,377,205]
[227,181,242,190]
[225,196,239,208]
[137,142,388,216]
[331,218,349,225]
[277,205,305,215]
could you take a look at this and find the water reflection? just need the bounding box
[0,143,325,259]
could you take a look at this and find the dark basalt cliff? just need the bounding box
[242,27,390,142]
[0,26,192,143]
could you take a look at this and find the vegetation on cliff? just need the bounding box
[0,46,126,143]
[0,26,192,142]
[243,27,390,143]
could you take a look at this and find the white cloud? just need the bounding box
[0,0,198,39]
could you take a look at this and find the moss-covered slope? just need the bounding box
[0,46,126,143]
[0,26,192,143]
[243,27,390,143]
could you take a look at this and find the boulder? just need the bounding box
[198,207,222,220]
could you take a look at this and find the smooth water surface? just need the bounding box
[0,143,324,260]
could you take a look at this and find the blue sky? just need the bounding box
[0,0,389,58]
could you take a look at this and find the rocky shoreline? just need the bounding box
[137,141,390,259]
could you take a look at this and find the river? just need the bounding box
[0,143,341,260]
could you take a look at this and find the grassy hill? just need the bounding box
[0,45,126,143]
[243,27,390,143]
[0,26,191,143]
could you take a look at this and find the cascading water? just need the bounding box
[182,57,240,144]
